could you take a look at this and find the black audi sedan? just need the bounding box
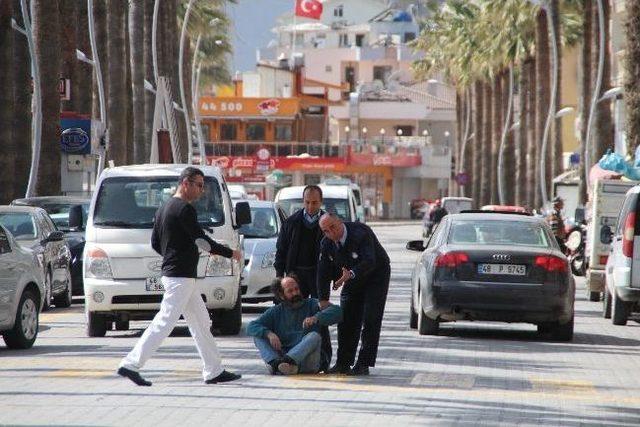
[406,212,575,340]
[12,196,90,296]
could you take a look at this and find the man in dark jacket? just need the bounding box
[317,213,390,376]
[274,185,324,298]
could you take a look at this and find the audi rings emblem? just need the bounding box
[492,254,511,261]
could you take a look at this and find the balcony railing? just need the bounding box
[204,141,345,158]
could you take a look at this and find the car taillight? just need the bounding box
[534,255,567,273]
[622,212,636,258]
[434,251,469,268]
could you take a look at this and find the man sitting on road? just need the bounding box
[247,275,342,375]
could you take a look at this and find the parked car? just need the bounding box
[0,206,72,310]
[79,164,251,337]
[0,224,45,349]
[602,184,640,325]
[237,200,286,303]
[12,196,90,296]
[406,212,575,340]
[275,185,358,221]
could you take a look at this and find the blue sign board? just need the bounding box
[60,118,91,154]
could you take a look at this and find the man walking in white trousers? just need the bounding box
[117,167,242,386]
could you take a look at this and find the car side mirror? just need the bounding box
[42,230,64,245]
[234,202,252,228]
[68,204,84,231]
[406,240,425,252]
[574,207,585,224]
[600,225,613,244]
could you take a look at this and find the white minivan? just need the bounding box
[275,185,358,221]
[78,164,251,337]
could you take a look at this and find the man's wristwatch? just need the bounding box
[349,270,355,279]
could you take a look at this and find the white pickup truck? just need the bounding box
[585,179,639,301]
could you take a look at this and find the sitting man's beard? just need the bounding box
[283,294,304,309]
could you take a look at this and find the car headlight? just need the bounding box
[206,255,233,276]
[84,247,113,279]
[261,251,276,268]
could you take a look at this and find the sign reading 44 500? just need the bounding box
[201,101,243,112]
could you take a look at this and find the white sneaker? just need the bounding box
[277,361,299,375]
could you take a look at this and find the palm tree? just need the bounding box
[106,0,127,166]
[579,0,592,204]
[129,0,145,164]
[12,0,31,199]
[490,72,503,204]
[534,7,550,209]
[33,0,62,196]
[473,81,483,205]
[593,0,613,164]
[92,0,108,128]
[624,0,640,154]
[481,81,493,206]
[526,56,537,209]
[75,0,92,115]
[550,0,562,194]
[0,0,15,203]
[143,0,154,162]
[59,0,77,112]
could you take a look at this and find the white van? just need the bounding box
[322,178,366,223]
[275,185,358,221]
[79,164,251,337]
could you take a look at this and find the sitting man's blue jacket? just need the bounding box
[247,299,342,352]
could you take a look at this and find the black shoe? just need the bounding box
[267,359,282,375]
[326,363,351,375]
[117,367,152,386]
[347,365,370,376]
[205,370,241,384]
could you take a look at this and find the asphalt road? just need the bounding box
[1,223,640,426]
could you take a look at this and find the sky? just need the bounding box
[227,0,294,73]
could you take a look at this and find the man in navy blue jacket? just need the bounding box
[247,275,342,375]
[317,213,390,376]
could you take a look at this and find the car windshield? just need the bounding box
[94,176,225,228]
[278,197,352,221]
[0,212,37,239]
[238,207,278,238]
[448,220,550,247]
[40,202,90,231]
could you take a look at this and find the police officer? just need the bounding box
[317,213,390,376]
[547,196,567,251]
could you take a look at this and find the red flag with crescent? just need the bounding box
[295,0,323,20]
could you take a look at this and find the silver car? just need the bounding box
[237,200,286,303]
[0,224,45,349]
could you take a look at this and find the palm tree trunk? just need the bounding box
[481,81,493,206]
[463,89,473,199]
[579,0,592,204]
[143,0,154,162]
[75,0,92,115]
[106,0,127,166]
[125,13,133,165]
[59,0,77,112]
[593,0,614,161]
[92,0,107,123]
[455,91,463,196]
[535,8,550,210]
[12,0,31,199]
[551,0,562,194]
[624,0,640,154]
[526,56,537,210]
[502,68,515,205]
[472,80,483,205]
[0,0,15,203]
[491,73,503,204]
[129,0,145,164]
[515,59,530,208]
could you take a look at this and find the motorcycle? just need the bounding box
[565,222,587,276]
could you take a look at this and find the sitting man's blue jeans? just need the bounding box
[254,331,322,374]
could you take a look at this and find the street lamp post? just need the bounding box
[497,66,514,205]
[379,128,385,144]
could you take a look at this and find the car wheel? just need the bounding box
[588,291,601,302]
[409,291,418,329]
[115,320,130,331]
[41,270,52,312]
[2,289,39,349]
[603,287,612,319]
[210,288,242,336]
[86,311,108,337]
[611,289,630,326]
[53,268,73,308]
[418,306,439,335]
[550,317,574,341]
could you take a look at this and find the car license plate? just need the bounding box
[145,277,164,292]
[477,264,526,276]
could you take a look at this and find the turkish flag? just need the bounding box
[295,0,323,20]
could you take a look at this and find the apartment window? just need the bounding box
[325,65,333,72]
[355,34,365,47]
[339,34,349,47]
[220,123,236,140]
[275,124,293,141]
[246,123,265,141]
[373,66,392,83]
[334,5,343,17]
[404,32,416,43]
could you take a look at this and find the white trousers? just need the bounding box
[119,276,224,381]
